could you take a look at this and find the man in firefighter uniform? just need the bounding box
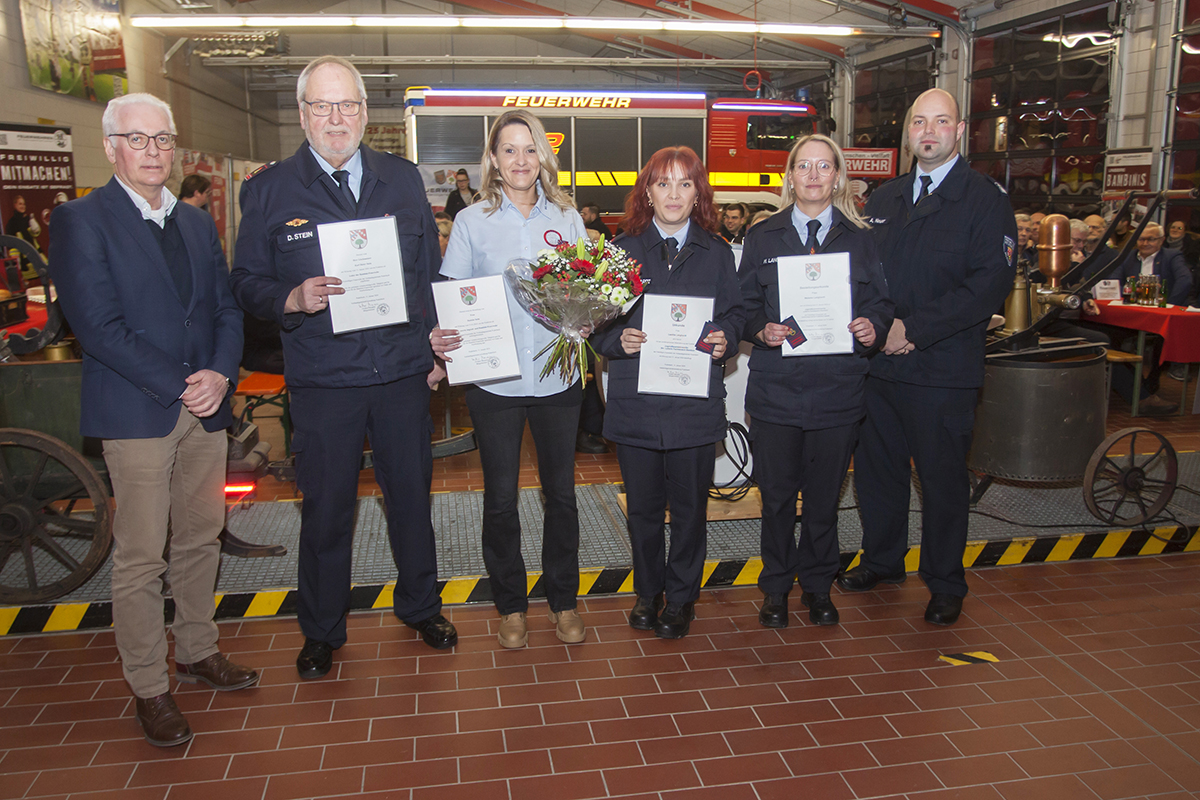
[231,56,455,680]
[839,88,1016,626]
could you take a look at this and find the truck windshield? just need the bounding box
[746,114,816,151]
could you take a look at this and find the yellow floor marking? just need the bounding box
[0,607,17,635]
[526,572,543,594]
[734,557,763,585]
[700,560,720,586]
[1045,534,1083,562]
[962,541,987,566]
[1139,529,1172,556]
[244,591,288,617]
[617,571,635,593]
[372,583,395,609]
[903,547,921,573]
[441,577,481,605]
[997,539,1036,566]
[43,604,89,632]
[1094,530,1131,558]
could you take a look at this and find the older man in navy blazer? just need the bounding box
[49,93,255,748]
[1103,223,1193,305]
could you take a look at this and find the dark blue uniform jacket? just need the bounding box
[49,178,242,438]
[592,225,745,450]
[863,157,1016,389]
[739,206,893,430]
[230,143,439,389]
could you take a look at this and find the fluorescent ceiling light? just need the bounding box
[565,18,665,31]
[461,16,564,28]
[130,13,894,36]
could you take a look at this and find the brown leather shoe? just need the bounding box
[135,692,192,747]
[176,653,259,691]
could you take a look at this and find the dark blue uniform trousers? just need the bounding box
[754,419,857,596]
[290,374,442,648]
[617,443,715,606]
[854,377,978,597]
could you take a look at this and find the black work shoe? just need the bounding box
[407,613,458,649]
[629,594,664,631]
[924,593,963,626]
[800,592,840,626]
[654,602,695,639]
[296,638,335,680]
[576,431,608,453]
[758,593,789,628]
[836,565,907,592]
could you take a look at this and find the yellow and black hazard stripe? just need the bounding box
[2,524,1196,636]
[939,651,1000,666]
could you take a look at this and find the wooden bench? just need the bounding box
[235,371,290,456]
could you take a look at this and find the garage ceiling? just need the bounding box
[146,0,973,104]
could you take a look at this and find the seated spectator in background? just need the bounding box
[436,218,452,258]
[434,210,451,222]
[718,202,748,244]
[1029,210,1046,230]
[180,174,212,209]
[443,169,476,220]
[580,202,610,241]
[1014,213,1037,274]
[1166,220,1200,304]
[748,209,773,230]
[1107,210,1134,252]
[1103,222,1192,304]
[1084,214,1106,255]
[1069,218,1089,264]
[1087,222,1193,414]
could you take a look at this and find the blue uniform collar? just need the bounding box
[912,154,958,202]
[308,146,364,198]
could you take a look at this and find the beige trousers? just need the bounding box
[103,407,227,699]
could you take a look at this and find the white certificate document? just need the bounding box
[431,275,521,385]
[777,252,853,356]
[637,294,714,398]
[317,216,410,334]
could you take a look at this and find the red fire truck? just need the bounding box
[403,88,823,213]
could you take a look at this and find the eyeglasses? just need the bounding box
[302,100,364,117]
[1138,236,1164,243]
[793,160,835,176]
[108,132,177,150]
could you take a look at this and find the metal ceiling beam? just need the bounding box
[608,0,848,57]
[207,55,824,68]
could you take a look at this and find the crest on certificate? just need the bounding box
[460,285,478,305]
[350,229,368,249]
[805,262,821,281]
[671,303,687,322]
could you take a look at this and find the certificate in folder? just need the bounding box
[317,216,410,334]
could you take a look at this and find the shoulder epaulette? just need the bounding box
[245,161,278,180]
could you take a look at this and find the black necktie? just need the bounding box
[665,237,678,266]
[332,169,357,216]
[804,219,821,255]
[917,175,933,204]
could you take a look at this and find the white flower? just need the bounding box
[601,284,612,295]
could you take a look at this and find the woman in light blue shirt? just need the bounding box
[434,109,589,650]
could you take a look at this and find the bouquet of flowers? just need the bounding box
[505,234,647,385]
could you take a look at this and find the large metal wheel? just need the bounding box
[0,429,113,604]
[1083,427,1178,527]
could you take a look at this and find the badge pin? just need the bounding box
[286,218,308,227]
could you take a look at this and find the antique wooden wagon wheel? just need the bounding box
[0,429,113,604]
[1083,427,1178,527]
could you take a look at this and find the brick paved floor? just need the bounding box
[1,554,1198,799]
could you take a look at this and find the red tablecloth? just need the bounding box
[1092,300,1200,364]
[2,302,48,337]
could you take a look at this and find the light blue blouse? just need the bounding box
[439,186,588,397]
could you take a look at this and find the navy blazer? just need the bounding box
[739,206,894,430]
[592,225,745,450]
[863,157,1016,389]
[230,143,440,389]
[1101,247,1193,306]
[48,178,242,439]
